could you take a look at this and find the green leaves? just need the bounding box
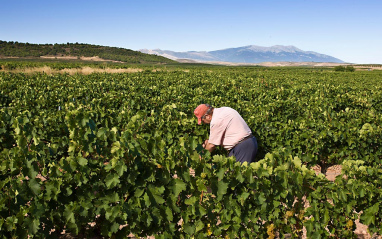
[64,205,75,225]
[111,141,121,154]
[77,157,88,166]
[183,223,195,235]
[5,216,18,232]
[105,173,120,189]
[25,159,39,179]
[1,66,382,238]
[25,217,40,234]
[147,185,165,205]
[28,178,41,195]
[216,180,229,201]
[184,196,197,206]
[171,179,187,197]
[361,203,380,226]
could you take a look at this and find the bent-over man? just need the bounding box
[194,104,258,163]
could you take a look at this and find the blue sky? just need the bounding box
[1,0,381,64]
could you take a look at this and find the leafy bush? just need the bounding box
[334,65,355,72]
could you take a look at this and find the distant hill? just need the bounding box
[0,41,175,64]
[140,45,344,63]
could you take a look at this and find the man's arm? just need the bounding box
[203,140,216,152]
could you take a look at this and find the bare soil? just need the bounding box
[179,59,382,70]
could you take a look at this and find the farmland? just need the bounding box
[0,62,381,238]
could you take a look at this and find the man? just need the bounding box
[194,104,258,164]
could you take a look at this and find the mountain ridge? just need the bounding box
[140,45,344,64]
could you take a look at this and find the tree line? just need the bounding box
[0,41,175,64]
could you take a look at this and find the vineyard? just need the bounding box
[0,65,382,238]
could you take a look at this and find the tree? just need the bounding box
[346,66,355,72]
[334,66,346,72]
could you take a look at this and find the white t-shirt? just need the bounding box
[208,107,252,151]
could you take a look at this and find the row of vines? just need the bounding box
[0,66,381,238]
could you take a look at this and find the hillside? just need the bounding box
[0,41,175,64]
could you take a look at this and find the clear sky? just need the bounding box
[1,0,381,64]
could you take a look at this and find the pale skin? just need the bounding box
[201,111,217,152]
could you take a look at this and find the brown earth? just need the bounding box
[177,60,350,67]
[177,59,382,70]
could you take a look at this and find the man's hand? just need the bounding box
[202,140,208,148]
[202,139,216,153]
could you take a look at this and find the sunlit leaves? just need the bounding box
[1,67,382,238]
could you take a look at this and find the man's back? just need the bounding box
[209,107,252,151]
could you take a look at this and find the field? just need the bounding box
[1,62,382,238]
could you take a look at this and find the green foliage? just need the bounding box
[0,66,381,238]
[334,65,356,72]
[0,40,175,64]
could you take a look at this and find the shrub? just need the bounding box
[334,66,346,72]
[334,65,355,72]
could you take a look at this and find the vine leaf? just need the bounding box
[171,179,187,197]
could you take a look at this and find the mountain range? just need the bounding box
[140,45,344,64]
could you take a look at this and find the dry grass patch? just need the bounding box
[61,67,143,75]
[1,66,144,75]
[16,66,55,74]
